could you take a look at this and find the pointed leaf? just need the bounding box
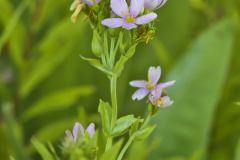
[112,115,138,137]
[98,100,112,136]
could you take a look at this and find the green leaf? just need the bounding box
[112,115,138,137]
[100,139,123,160]
[98,100,112,136]
[133,125,156,141]
[21,86,94,122]
[20,18,87,98]
[114,44,137,77]
[150,19,234,159]
[31,138,55,160]
[80,55,112,75]
[0,0,30,53]
[92,30,103,57]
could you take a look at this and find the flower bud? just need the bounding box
[144,0,167,10]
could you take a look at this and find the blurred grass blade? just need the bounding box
[21,86,94,122]
[20,18,87,98]
[2,103,28,160]
[150,19,234,159]
[31,138,55,160]
[0,0,30,53]
[34,118,76,142]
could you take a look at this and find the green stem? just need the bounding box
[105,137,112,151]
[105,75,118,151]
[117,137,134,160]
[117,106,152,159]
[110,75,118,128]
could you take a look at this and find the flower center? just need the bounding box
[147,82,155,90]
[125,15,136,23]
[156,97,163,106]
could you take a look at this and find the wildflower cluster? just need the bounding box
[33,0,175,160]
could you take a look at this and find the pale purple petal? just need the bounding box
[136,13,157,25]
[111,0,129,17]
[132,88,150,100]
[148,66,161,85]
[161,96,173,107]
[86,123,95,138]
[129,80,147,88]
[122,22,137,30]
[83,0,94,6]
[144,0,159,10]
[151,86,163,99]
[73,122,84,142]
[157,80,176,89]
[130,0,144,17]
[102,18,123,28]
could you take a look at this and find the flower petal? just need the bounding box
[102,18,123,28]
[157,80,175,89]
[122,22,137,30]
[144,0,159,10]
[151,86,163,99]
[135,13,157,25]
[148,66,161,84]
[129,80,147,88]
[161,96,173,107]
[111,0,129,17]
[86,123,95,138]
[73,122,84,142]
[132,88,149,100]
[130,0,144,17]
[83,0,94,6]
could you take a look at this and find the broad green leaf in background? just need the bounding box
[31,138,55,160]
[150,19,234,159]
[21,86,94,122]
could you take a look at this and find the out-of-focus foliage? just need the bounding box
[0,0,239,160]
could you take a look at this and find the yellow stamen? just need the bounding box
[125,15,136,23]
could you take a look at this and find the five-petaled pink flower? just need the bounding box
[130,66,175,107]
[102,0,157,30]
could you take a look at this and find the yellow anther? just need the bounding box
[125,15,136,23]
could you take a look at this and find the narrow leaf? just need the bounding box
[21,86,94,122]
[31,138,55,160]
[98,100,112,136]
[112,115,138,137]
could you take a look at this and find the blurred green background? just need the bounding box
[0,0,240,160]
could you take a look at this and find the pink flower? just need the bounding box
[102,0,157,30]
[130,66,175,108]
